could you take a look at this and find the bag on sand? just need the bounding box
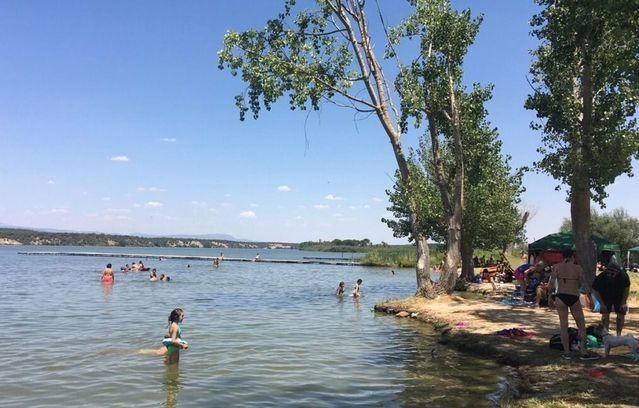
[549,328,578,351]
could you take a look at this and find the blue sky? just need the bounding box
[1,1,637,244]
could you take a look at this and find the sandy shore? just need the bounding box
[375,281,639,407]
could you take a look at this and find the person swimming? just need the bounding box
[336,281,345,296]
[153,308,188,364]
[150,269,158,282]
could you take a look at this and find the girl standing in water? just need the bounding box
[154,308,188,364]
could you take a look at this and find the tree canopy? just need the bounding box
[560,208,639,254]
[525,0,639,282]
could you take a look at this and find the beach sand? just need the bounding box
[376,281,639,407]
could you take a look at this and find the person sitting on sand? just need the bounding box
[101,263,114,283]
[336,281,345,296]
[352,279,362,297]
[150,269,158,282]
[153,308,188,364]
[548,251,599,360]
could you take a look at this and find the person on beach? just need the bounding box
[101,263,114,283]
[336,281,345,296]
[150,269,158,281]
[352,279,362,297]
[591,261,631,336]
[548,251,598,360]
[153,308,188,364]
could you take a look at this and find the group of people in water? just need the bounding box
[101,262,171,284]
[335,278,363,297]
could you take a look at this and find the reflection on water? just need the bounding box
[164,364,181,408]
[102,282,113,302]
[0,246,505,407]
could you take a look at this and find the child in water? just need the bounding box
[149,269,158,281]
[352,278,362,297]
[154,308,188,364]
[336,281,345,296]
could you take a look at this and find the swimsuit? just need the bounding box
[162,325,186,354]
[554,293,579,307]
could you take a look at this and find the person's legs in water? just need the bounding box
[166,345,180,364]
[555,298,571,358]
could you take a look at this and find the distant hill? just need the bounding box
[130,232,244,242]
[0,227,295,249]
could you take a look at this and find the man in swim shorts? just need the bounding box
[592,261,631,336]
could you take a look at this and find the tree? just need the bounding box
[218,0,486,295]
[560,208,639,254]
[384,85,526,281]
[525,0,639,284]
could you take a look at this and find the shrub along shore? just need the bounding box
[375,273,639,407]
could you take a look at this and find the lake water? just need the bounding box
[0,246,505,407]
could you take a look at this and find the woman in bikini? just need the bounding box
[548,251,598,360]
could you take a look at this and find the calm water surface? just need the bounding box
[1,246,505,407]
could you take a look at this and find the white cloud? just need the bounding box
[149,187,165,192]
[333,213,344,217]
[209,208,218,213]
[102,197,111,201]
[371,197,382,202]
[364,204,370,209]
[110,156,129,162]
[133,203,142,208]
[191,201,207,206]
[250,203,259,208]
[145,201,163,208]
[278,185,291,192]
[314,204,329,209]
[50,208,69,214]
[105,208,131,214]
[161,138,176,142]
[46,180,55,185]
[220,202,232,207]
[239,210,256,218]
[136,187,145,191]
[294,215,304,220]
[325,194,344,201]
[224,193,232,198]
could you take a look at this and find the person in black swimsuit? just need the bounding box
[548,251,599,360]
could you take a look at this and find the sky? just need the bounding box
[0,0,637,244]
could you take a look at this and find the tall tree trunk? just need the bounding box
[572,180,596,285]
[460,230,474,281]
[438,67,464,293]
[572,58,596,285]
[389,134,433,294]
[333,3,434,295]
